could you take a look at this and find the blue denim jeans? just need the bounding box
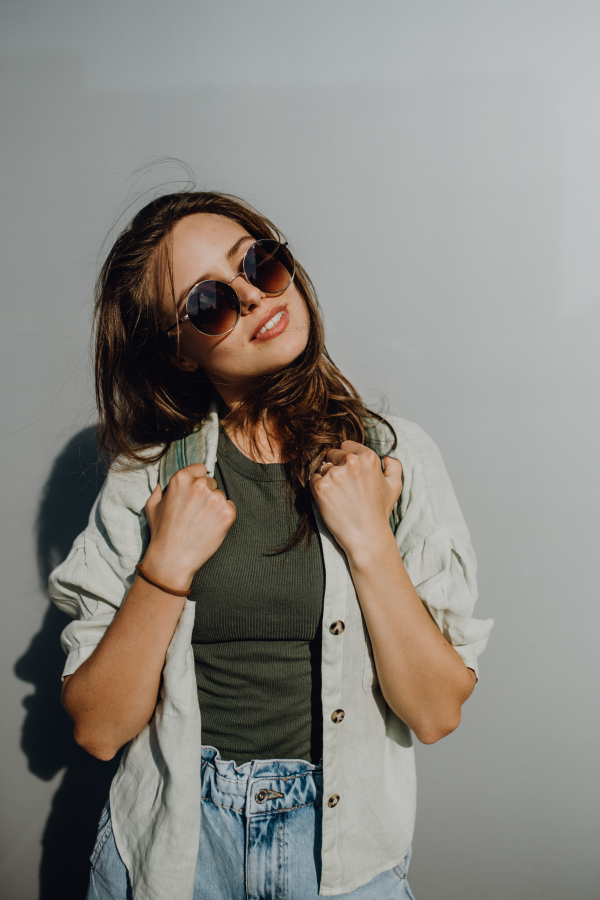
[87,747,415,900]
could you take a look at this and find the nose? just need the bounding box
[229,271,265,314]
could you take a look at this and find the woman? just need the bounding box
[50,191,492,900]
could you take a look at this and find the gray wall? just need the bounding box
[1,2,599,898]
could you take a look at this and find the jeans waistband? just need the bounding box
[201,746,323,816]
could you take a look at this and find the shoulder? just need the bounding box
[101,447,163,515]
[93,448,162,550]
[385,416,445,470]
[48,447,163,616]
[57,446,162,568]
[376,415,470,543]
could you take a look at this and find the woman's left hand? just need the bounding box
[309,441,403,559]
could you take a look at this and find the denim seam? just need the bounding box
[202,760,320,785]
[90,820,113,869]
[277,811,286,900]
[202,761,254,784]
[250,801,317,815]
[254,771,319,784]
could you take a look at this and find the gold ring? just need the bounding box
[319,461,331,474]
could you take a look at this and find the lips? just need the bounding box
[251,304,289,342]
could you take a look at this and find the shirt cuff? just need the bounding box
[61,645,96,680]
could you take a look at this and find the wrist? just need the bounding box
[344,527,400,574]
[141,544,195,594]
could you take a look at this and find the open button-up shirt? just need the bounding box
[49,410,493,899]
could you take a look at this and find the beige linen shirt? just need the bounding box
[49,409,493,899]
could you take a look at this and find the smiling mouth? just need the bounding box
[257,310,285,336]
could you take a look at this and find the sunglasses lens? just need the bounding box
[244,240,294,294]
[186,281,240,335]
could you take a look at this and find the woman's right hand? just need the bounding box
[142,464,236,591]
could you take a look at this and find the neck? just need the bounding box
[214,388,281,464]
[224,419,281,464]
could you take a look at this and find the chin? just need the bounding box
[267,340,308,371]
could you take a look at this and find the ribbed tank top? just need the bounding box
[190,428,325,765]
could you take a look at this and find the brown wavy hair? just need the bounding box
[94,190,395,546]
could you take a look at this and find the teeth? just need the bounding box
[258,310,284,335]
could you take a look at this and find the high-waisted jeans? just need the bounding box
[87,747,416,900]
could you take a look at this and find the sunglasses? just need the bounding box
[166,239,295,337]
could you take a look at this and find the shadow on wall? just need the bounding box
[14,428,120,900]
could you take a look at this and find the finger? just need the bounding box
[382,456,403,499]
[205,477,218,491]
[340,440,375,456]
[318,461,335,476]
[181,463,208,479]
[145,482,163,512]
[325,449,351,466]
[145,483,163,533]
[309,472,325,492]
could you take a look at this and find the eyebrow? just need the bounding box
[175,234,254,310]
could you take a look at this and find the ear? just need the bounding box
[169,352,198,373]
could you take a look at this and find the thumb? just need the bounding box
[145,482,163,532]
[382,456,403,502]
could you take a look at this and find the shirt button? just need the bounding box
[328,794,340,808]
[329,620,345,635]
[331,709,345,724]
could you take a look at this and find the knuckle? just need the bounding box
[171,470,188,489]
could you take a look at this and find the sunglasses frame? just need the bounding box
[165,239,295,338]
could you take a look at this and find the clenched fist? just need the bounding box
[310,441,402,561]
[142,464,236,591]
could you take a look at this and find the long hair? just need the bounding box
[94,190,395,547]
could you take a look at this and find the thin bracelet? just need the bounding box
[135,564,191,597]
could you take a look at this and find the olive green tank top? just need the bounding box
[190,428,325,765]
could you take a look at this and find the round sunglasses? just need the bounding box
[166,239,295,337]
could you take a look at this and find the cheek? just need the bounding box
[171,327,215,368]
[186,329,247,374]
[295,299,311,343]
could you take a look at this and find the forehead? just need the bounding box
[170,213,249,270]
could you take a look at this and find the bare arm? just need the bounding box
[62,464,236,760]
[311,442,475,745]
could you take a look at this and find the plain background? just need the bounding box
[1,2,599,898]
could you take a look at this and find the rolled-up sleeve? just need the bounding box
[48,454,160,679]
[390,416,493,681]
[411,525,492,680]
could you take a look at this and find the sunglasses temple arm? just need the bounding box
[165,314,190,335]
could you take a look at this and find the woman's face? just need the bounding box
[162,213,310,403]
